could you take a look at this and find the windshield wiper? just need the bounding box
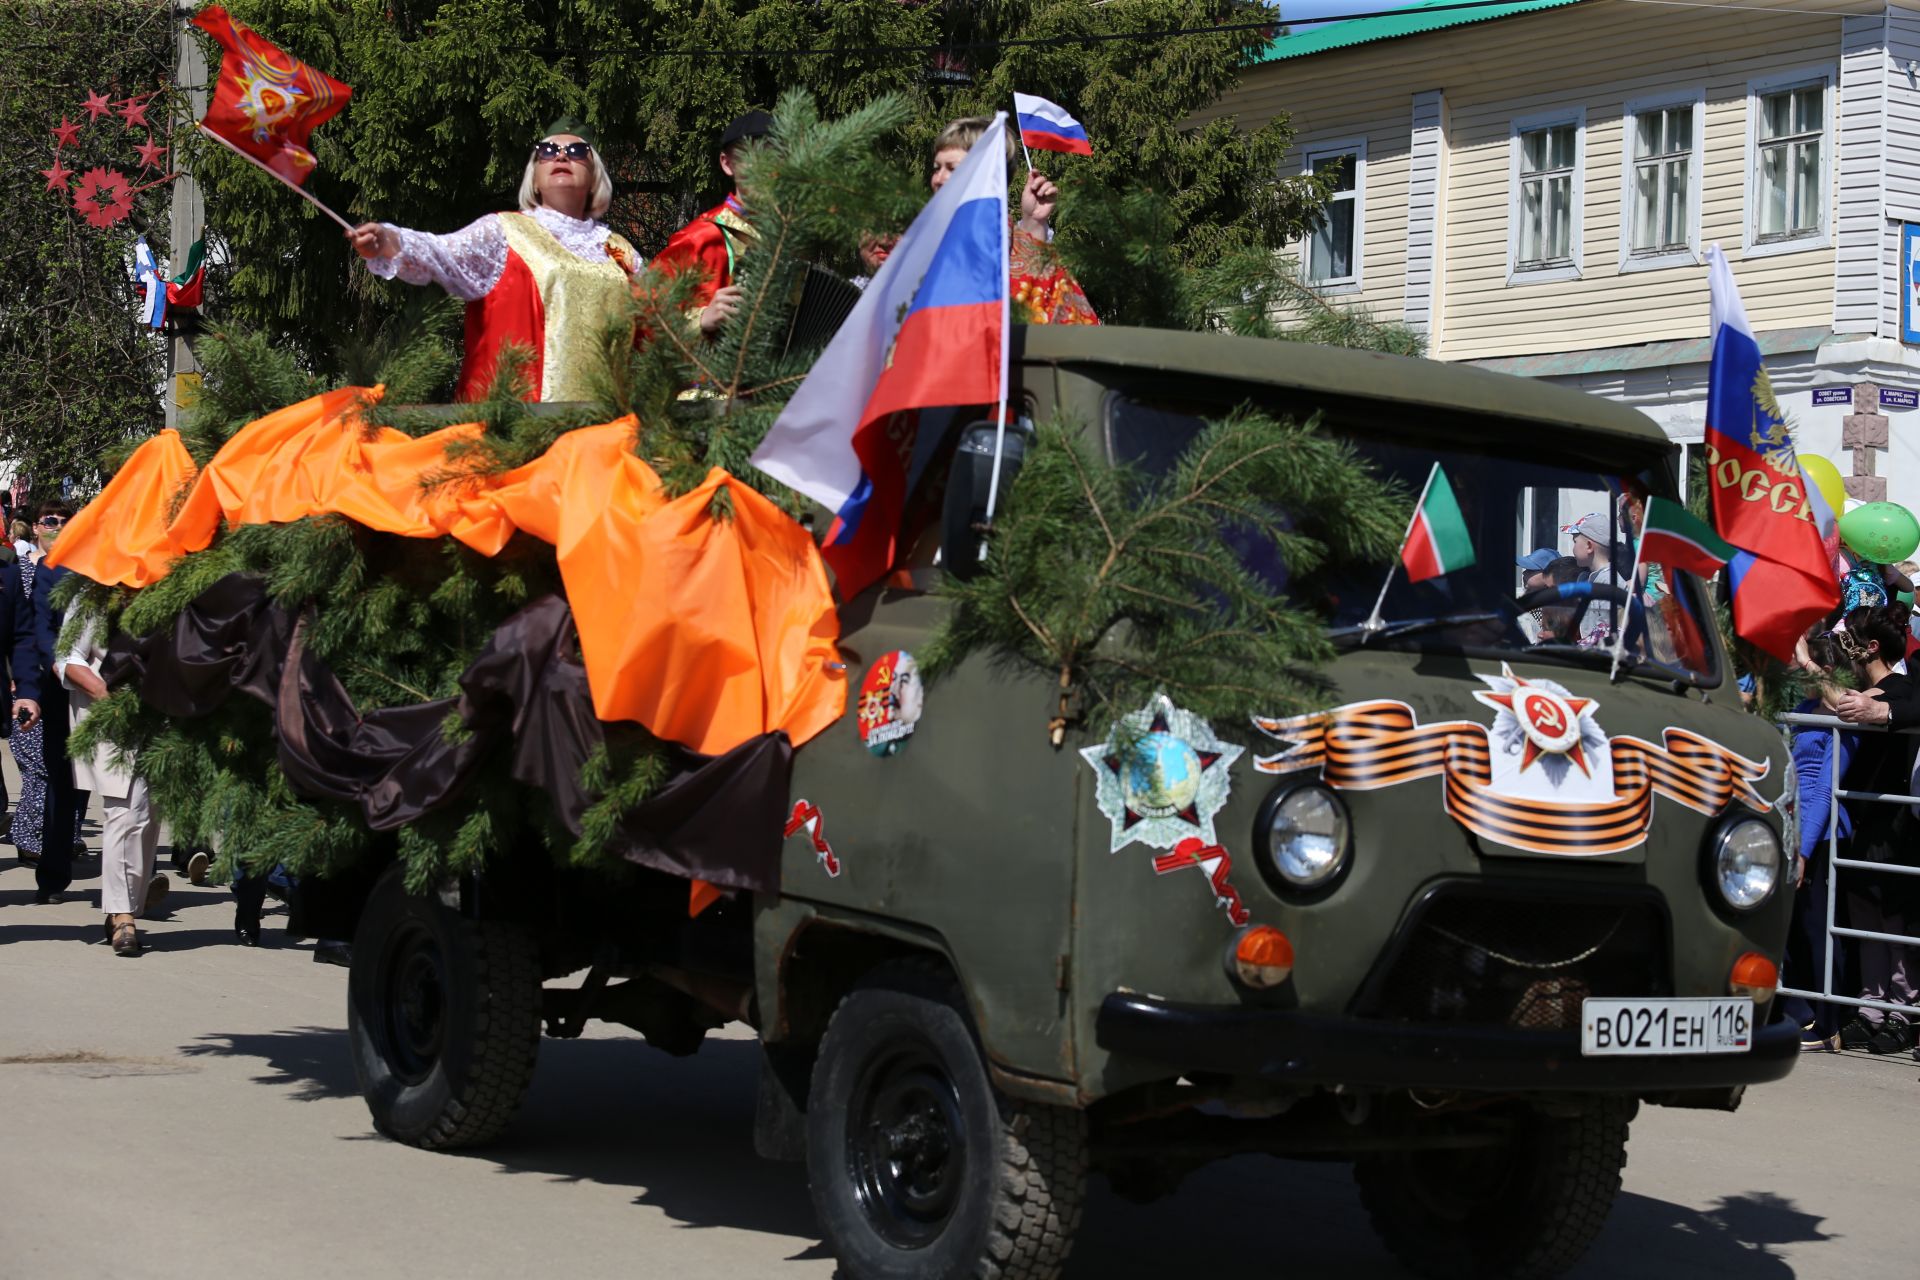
[1525,643,1705,688]
[1329,611,1505,646]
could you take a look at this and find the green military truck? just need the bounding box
[342,327,1798,1280]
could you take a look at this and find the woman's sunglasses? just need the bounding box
[533,140,592,162]
[35,515,65,528]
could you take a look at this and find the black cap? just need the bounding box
[719,110,773,151]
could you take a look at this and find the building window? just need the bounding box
[1746,72,1831,255]
[1633,107,1691,252]
[1302,141,1364,288]
[1508,112,1583,283]
[1620,93,1703,273]
[1519,126,1576,264]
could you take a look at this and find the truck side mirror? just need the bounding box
[942,417,1034,581]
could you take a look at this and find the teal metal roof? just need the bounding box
[1258,0,1583,64]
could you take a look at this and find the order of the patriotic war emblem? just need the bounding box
[1081,693,1242,852]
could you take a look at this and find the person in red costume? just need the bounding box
[347,119,642,402]
[651,110,770,338]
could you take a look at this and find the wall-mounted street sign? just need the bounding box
[1881,387,1919,410]
[1812,388,1851,406]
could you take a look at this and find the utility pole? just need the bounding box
[167,0,206,431]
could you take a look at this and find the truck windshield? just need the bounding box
[1106,396,1720,685]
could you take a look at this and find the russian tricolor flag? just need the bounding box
[752,114,1010,599]
[134,236,167,330]
[1014,93,1092,157]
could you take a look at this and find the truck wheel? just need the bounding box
[347,867,541,1150]
[1354,1097,1633,1280]
[806,966,1086,1280]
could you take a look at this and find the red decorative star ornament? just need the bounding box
[41,159,73,192]
[117,95,152,130]
[50,116,82,147]
[81,90,114,121]
[71,168,135,228]
[134,137,168,171]
[1475,674,1597,777]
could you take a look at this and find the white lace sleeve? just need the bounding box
[363,214,507,301]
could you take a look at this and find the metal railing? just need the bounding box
[1775,712,1920,1019]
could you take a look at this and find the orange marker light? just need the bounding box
[1234,926,1295,989]
[1729,952,1778,1000]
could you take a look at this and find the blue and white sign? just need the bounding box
[1904,223,1920,346]
[1812,387,1851,406]
[1882,387,1919,410]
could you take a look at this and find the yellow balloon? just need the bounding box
[1802,454,1847,515]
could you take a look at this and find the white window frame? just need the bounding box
[1299,138,1366,293]
[1744,67,1835,259]
[1507,108,1586,285]
[1617,90,1705,274]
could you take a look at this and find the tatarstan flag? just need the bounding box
[1638,497,1734,579]
[1400,462,1474,583]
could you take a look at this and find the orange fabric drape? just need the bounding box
[45,428,197,587]
[54,388,846,762]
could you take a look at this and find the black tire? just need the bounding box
[1355,1097,1633,1280]
[347,866,541,1150]
[805,965,1086,1280]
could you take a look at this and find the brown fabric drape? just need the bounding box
[103,574,792,896]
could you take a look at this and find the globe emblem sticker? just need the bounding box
[1082,693,1243,852]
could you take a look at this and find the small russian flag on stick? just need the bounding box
[1014,93,1092,159]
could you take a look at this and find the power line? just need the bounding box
[537,0,1547,60]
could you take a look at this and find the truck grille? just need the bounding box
[1350,884,1672,1031]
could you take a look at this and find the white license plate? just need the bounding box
[1580,997,1754,1056]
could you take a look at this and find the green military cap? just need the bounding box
[541,116,599,149]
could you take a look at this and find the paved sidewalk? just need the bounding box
[0,748,1914,1277]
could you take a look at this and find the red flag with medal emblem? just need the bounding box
[192,6,351,184]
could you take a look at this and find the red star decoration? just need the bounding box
[134,137,168,171]
[81,90,113,121]
[117,96,151,130]
[1476,674,1596,777]
[41,159,73,192]
[71,167,134,229]
[50,116,81,147]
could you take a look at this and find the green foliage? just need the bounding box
[922,408,1406,734]
[1056,185,1422,349]
[0,0,173,501]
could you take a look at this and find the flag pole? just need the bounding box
[1608,508,1645,682]
[197,124,353,232]
[1364,461,1439,636]
[982,114,1015,543]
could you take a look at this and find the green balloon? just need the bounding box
[1838,501,1920,565]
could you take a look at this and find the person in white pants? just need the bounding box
[58,620,164,957]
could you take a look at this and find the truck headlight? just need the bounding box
[1257,784,1351,891]
[1710,818,1782,912]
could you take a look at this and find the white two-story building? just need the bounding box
[1208,0,1920,508]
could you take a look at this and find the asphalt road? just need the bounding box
[3,812,1916,1277]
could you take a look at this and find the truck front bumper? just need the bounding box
[1096,992,1799,1093]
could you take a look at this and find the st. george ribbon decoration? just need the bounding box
[1253,665,1772,858]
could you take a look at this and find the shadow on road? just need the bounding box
[181,1026,360,1102]
[177,1025,1838,1278]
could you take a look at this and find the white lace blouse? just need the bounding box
[364,205,633,300]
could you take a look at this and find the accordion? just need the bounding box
[783,263,863,357]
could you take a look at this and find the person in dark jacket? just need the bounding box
[0,553,41,876]
[27,544,91,906]
[1828,603,1920,1053]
